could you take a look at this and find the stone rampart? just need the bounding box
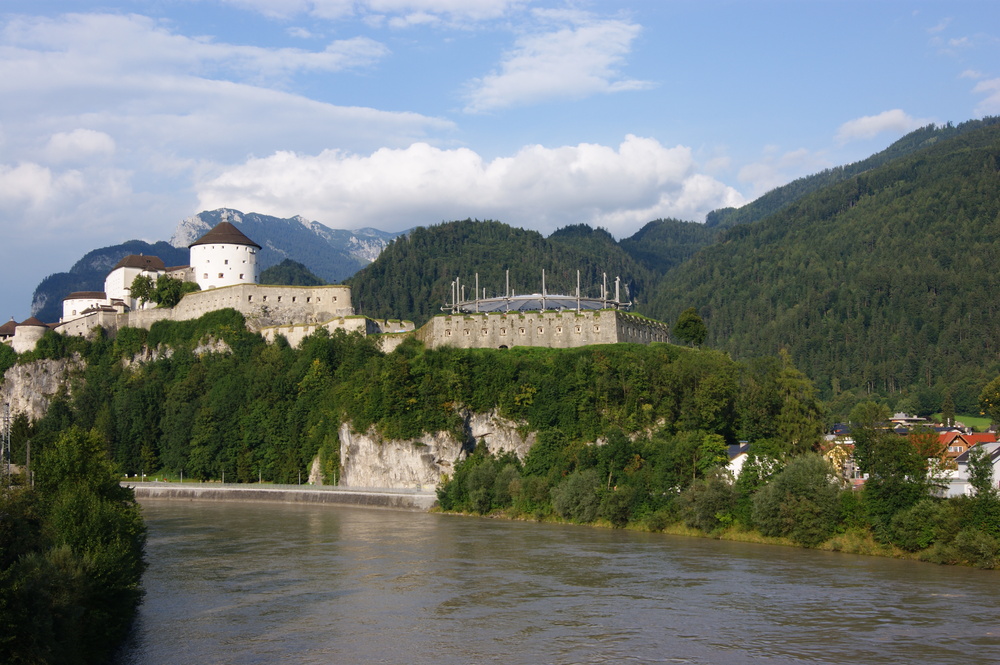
[259,317,414,348]
[415,309,669,350]
[52,283,355,341]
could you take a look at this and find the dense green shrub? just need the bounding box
[0,343,16,376]
[551,469,601,523]
[679,471,738,533]
[953,528,1000,569]
[0,427,146,665]
[889,499,959,552]
[599,485,637,528]
[752,454,841,546]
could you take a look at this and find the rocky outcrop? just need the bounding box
[339,410,536,490]
[0,355,84,421]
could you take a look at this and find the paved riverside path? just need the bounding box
[126,481,438,511]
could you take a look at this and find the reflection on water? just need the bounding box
[117,499,1000,665]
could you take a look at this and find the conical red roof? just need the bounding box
[19,317,47,327]
[188,221,261,249]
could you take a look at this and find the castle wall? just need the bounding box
[415,309,669,350]
[53,284,356,341]
[260,317,415,349]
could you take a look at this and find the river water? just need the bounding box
[118,499,1000,665]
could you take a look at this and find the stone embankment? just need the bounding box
[128,481,437,511]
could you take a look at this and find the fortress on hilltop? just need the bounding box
[1,223,670,353]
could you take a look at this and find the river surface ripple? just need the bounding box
[117,499,1000,665]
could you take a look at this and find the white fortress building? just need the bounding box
[189,221,260,290]
[3,221,671,355]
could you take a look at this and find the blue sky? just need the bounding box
[2,0,999,321]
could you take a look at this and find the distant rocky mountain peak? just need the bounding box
[30,209,406,323]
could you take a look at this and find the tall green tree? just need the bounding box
[979,376,1000,427]
[941,390,956,428]
[862,429,930,538]
[773,350,825,454]
[1,427,146,665]
[673,307,707,346]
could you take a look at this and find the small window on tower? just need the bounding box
[239,274,244,279]
[218,273,224,279]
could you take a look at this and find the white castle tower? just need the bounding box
[189,221,261,290]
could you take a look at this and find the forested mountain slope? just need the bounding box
[618,218,719,275]
[705,118,1000,230]
[647,119,1000,410]
[347,220,655,325]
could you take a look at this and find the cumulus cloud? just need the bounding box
[973,77,1000,115]
[464,11,651,113]
[44,129,116,164]
[0,160,133,238]
[737,147,829,198]
[835,110,929,144]
[196,135,744,237]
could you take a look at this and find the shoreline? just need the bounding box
[126,481,438,511]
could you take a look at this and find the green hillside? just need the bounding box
[260,259,326,286]
[347,220,655,325]
[704,119,998,230]
[646,117,1000,412]
[618,218,718,275]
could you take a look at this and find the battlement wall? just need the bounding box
[53,284,355,340]
[415,309,669,350]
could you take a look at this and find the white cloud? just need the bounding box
[222,0,518,24]
[196,135,743,237]
[464,11,651,113]
[973,77,1000,115]
[835,110,929,144]
[44,129,116,164]
[0,13,451,164]
[737,147,829,198]
[0,13,389,84]
[960,69,984,79]
[0,161,133,238]
[927,18,951,34]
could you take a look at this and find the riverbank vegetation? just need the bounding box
[437,421,1000,568]
[0,428,146,665]
[7,311,1000,571]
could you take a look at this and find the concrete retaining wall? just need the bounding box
[128,481,437,511]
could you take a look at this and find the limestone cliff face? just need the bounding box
[339,410,536,489]
[0,356,83,421]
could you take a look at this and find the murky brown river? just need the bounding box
[116,499,1000,664]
